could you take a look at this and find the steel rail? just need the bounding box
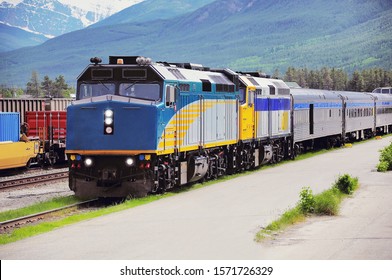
[0,171,69,190]
[0,199,98,233]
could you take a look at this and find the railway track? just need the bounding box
[0,199,99,234]
[0,171,69,190]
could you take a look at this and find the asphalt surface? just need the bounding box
[1,136,391,260]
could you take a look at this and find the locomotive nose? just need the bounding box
[98,168,119,187]
[101,169,117,180]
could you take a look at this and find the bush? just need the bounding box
[298,187,315,214]
[333,174,358,194]
[378,143,392,172]
[314,188,340,215]
[377,161,389,172]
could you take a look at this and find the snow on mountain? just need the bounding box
[60,0,143,15]
[59,0,144,26]
[0,0,144,38]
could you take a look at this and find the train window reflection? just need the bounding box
[119,83,160,101]
[79,83,115,99]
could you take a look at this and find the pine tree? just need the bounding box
[26,71,42,97]
[284,67,296,82]
[53,75,68,98]
[321,67,333,90]
[41,75,54,97]
[348,71,365,92]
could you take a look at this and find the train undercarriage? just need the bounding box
[68,137,293,199]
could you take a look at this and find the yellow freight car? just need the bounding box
[0,140,39,169]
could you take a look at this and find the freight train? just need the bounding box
[0,112,39,170]
[0,98,72,170]
[65,56,392,198]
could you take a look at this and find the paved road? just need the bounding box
[1,136,391,259]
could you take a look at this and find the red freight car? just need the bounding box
[24,111,67,164]
[25,111,67,141]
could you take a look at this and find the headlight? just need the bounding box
[105,127,113,134]
[104,109,114,135]
[104,110,113,118]
[84,158,93,167]
[104,117,113,125]
[125,158,134,166]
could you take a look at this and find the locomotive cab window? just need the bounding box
[248,89,255,106]
[119,83,160,101]
[165,85,177,107]
[239,88,246,104]
[79,83,115,100]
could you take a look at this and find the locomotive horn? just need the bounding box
[90,57,102,65]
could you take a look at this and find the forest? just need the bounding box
[282,67,392,92]
[0,67,391,99]
[0,71,75,98]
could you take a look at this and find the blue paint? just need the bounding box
[255,98,291,111]
[294,102,342,110]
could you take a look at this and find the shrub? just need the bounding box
[333,174,358,194]
[314,188,340,215]
[298,187,315,214]
[378,143,392,172]
[377,161,389,172]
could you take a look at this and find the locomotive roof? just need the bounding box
[78,58,237,89]
[153,64,235,86]
[239,75,290,95]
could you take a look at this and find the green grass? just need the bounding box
[0,196,82,222]
[255,174,359,242]
[0,193,174,245]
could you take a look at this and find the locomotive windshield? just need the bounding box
[79,83,115,99]
[119,83,160,101]
[77,82,161,101]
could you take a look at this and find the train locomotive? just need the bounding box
[66,56,392,198]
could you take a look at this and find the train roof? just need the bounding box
[372,87,392,94]
[336,90,374,101]
[290,88,342,101]
[368,92,392,101]
[153,64,235,86]
[79,56,238,92]
[290,88,377,102]
[238,74,290,95]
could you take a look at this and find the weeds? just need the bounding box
[299,187,315,214]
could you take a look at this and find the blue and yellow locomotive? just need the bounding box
[66,56,392,198]
[66,56,292,198]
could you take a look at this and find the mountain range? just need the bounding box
[0,0,391,87]
[0,0,143,51]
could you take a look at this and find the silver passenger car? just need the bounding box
[370,92,392,134]
[339,91,375,140]
[291,88,343,147]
